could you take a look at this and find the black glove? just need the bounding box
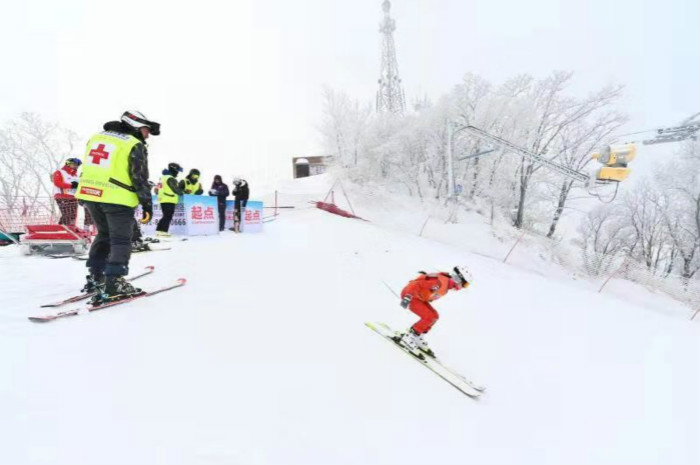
[71,181,79,189]
[400,295,412,309]
[141,203,153,224]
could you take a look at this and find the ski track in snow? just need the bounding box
[1,176,698,465]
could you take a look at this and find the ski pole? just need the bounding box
[382,280,400,299]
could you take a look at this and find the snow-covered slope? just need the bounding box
[1,177,698,465]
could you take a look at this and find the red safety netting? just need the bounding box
[0,197,94,252]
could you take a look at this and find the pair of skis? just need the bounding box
[365,322,485,399]
[29,266,185,322]
[39,266,155,308]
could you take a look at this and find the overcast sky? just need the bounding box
[1,0,697,186]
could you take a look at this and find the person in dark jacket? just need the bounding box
[208,175,229,231]
[75,110,157,303]
[179,168,203,195]
[156,163,185,236]
[231,177,249,233]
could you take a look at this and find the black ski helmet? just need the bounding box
[168,163,183,176]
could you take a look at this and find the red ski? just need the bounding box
[39,266,155,308]
[28,309,80,323]
[29,278,185,323]
[88,278,187,312]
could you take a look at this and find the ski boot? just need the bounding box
[143,237,160,244]
[156,231,171,238]
[81,272,105,294]
[398,328,425,359]
[90,275,144,306]
[131,241,151,253]
[415,332,436,358]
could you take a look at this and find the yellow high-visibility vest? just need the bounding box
[158,174,179,204]
[75,131,140,207]
[183,178,201,194]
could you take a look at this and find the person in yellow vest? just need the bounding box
[179,168,203,195]
[75,110,158,305]
[155,162,184,236]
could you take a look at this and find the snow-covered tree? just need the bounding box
[577,141,700,280]
[493,72,624,230]
[319,87,372,169]
[543,109,626,238]
[655,140,700,279]
[622,180,674,274]
[0,113,80,211]
[578,204,634,276]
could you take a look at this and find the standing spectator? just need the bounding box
[231,177,249,233]
[155,162,184,237]
[208,175,229,232]
[130,216,148,252]
[75,110,157,304]
[52,158,81,225]
[180,168,203,195]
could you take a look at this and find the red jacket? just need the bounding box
[401,272,463,303]
[53,166,78,199]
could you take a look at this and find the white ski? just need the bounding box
[365,321,483,398]
[374,322,486,393]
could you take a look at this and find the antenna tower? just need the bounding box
[376,0,406,115]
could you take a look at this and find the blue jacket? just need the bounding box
[208,182,229,204]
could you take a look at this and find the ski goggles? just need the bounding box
[123,112,161,135]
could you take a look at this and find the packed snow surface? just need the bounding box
[1,175,698,465]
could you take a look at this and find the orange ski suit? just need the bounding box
[400,272,463,334]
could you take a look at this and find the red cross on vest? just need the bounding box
[88,144,110,165]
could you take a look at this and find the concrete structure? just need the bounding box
[292,156,334,179]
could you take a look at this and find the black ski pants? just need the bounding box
[131,220,143,243]
[84,201,135,276]
[217,200,226,231]
[234,199,248,223]
[157,203,176,232]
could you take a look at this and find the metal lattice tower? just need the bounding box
[376,0,406,115]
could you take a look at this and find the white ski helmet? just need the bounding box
[452,265,473,287]
[121,110,161,135]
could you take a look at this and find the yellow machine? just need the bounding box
[591,144,637,182]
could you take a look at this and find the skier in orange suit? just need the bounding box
[398,266,472,357]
